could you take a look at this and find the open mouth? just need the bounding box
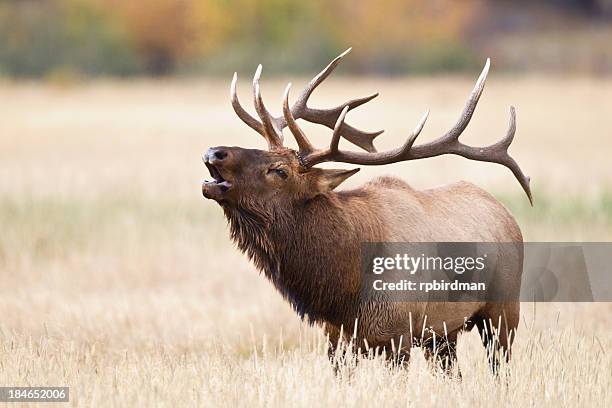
[204,162,232,193]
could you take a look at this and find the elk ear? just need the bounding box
[317,168,360,192]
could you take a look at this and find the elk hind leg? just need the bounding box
[476,303,519,374]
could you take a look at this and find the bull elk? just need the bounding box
[201,49,530,373]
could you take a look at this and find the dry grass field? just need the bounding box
[0,74,611,406]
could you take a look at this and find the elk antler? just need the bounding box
[283,58,533,204]
[230,48,383,152]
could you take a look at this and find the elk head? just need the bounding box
[202,48,532,211]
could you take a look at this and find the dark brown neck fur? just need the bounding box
[223,190,383,325]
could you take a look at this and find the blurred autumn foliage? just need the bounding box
[0,0,481,76]
[1,0,611,77]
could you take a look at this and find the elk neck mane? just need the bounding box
[222,189,380,325]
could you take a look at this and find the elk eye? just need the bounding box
[269,168,288,179]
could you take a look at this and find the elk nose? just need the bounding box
[204,147,229,164]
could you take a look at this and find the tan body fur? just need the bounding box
[316,177,522,364]
[292,177,522,362]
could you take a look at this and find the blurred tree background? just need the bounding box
[1,0,611,78]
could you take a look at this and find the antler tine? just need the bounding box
[330,106,349,154]
[283,83,314,155]
[231,72,265,135]
[403,110,430,151]
[441,58,490,143]
[294,48,353,111]
[275,48,383,153]
[299,59,532,203]
[252,65,284,149]
[493,106,532,203]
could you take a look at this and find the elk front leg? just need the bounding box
[324,324,346,372]
[422,339,459,376]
